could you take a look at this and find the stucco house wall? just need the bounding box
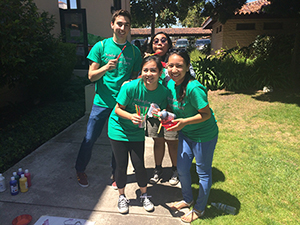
[33,0,130,38]
[34,0,62,36]
[82,0,130,38]
[211,21,224,53]
[221,17,296,51]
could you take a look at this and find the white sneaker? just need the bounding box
[169,170,179,185]
[118,195,129,214]
[141,193,154,212]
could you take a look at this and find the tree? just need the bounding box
[0,0,77,101]
[0,0,55,88]
[130,0,200,36]
[180,2,207,27]
[201,0,246,24]
[264,0,300,89]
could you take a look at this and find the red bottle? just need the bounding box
[24,169,31,187]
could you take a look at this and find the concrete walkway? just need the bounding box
[0,115,190,224]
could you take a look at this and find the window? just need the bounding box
[219,25,222,32]
[114,0,121,10]
[236,23,255,30]
[263,22,283,30]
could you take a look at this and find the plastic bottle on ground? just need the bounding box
[211,202,236,215]
[17,168,24,177]
[13,171,20,188]
[19,174,28,193]
[0,173,6,192]
[10,177,19,195]
[24,169,32,187]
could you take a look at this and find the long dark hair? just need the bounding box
[149,32,173,62]
[141,55,163,72]
[169,50,195,103]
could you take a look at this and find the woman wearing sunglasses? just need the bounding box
[145,32,194,186]
[144,32,180,186]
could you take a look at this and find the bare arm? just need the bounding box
[88,59,118,82]
[167,105,211,131]
[115,103,142,125]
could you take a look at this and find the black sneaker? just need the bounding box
[149,169,163,184]
[76,172,89,187]
[118,194,129,214]
[140,193,154,212]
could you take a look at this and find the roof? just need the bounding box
[131,27,211,37]
[236,0,270,15]
[202,0,271,29]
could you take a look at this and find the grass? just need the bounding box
[190,90,300,224]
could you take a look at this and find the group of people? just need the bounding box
[74,9,218,223]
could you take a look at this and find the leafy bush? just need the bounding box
[191,33,294,91]
[250,34,295,89]
[0,76,88,172]
[0,0,77,102]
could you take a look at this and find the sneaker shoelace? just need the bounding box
[119,196,130,207]
[140,195,152,205]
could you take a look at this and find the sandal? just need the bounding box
[181,209,205,223]
[170,200,193,211]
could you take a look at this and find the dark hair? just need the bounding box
[149,32,173,61]
[111,9,131,24]
[141,55,163,72]
[169,51,194,103]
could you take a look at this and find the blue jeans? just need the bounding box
[177,132,218,211]
[75,104,115,174]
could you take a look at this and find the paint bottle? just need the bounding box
[17,168,24,177]
[19,174,28,193]
[24,169,31,187]
[0,173,6,192]
[13,171,20,188]
[211,202,236,215]
[10,177,19,195]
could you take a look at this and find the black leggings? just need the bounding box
[109,139,147,189]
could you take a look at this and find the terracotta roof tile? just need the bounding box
[131,27,211,36]
[235,0,270,15]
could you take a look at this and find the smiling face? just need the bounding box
[152,33,170,57]
[141,59,162,90]
[111,15,130,43]
[167,54,189,85]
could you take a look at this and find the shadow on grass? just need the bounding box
[217,89,300,106]
[251,91,300,107]
[191,164,240,219]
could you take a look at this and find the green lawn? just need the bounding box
[191,90,300,224]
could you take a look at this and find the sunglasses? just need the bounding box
[153,38,168,45]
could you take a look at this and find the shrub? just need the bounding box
[0,76,88,172]
[250,34,295,89]
[0,0,77,102]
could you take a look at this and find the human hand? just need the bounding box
[105,59,118,71]
[166,118,185,131]
[131,114,142,125]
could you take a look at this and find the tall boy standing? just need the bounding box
[75,9,142,187]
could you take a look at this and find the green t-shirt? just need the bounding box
[108,79,168,142]
[167,79,218,142]
[87,37,142,108]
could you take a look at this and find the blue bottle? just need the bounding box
[10,176,19,195]
[13,171,20,189]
